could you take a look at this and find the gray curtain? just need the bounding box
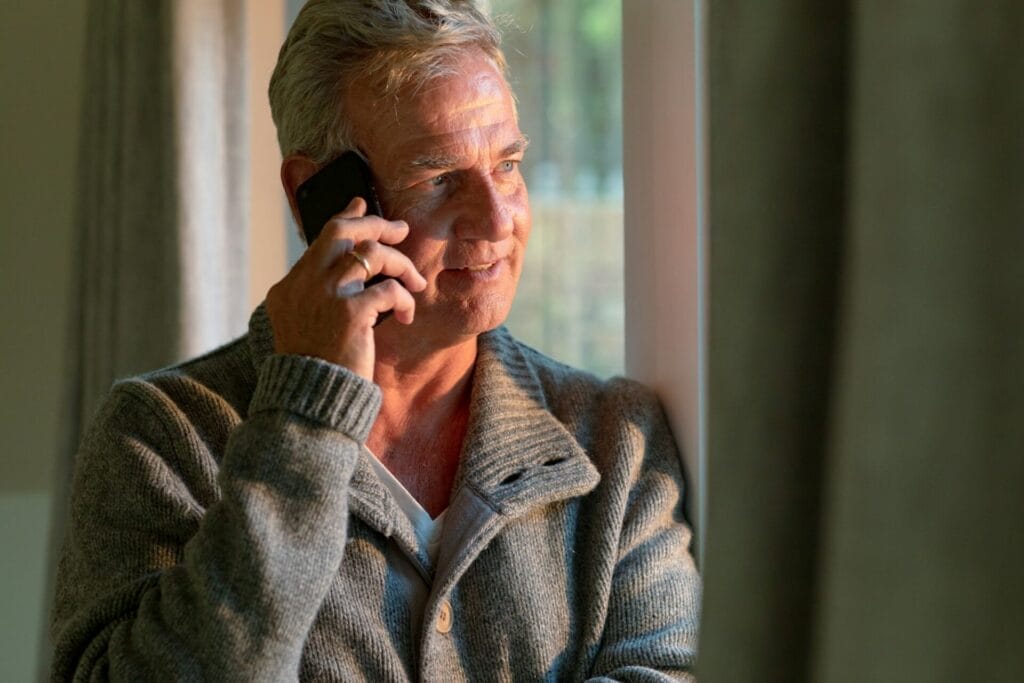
[41,0,250,676]
[700,1,1024,681]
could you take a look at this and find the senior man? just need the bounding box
[51,1,700,680]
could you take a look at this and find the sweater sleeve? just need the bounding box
[587,384,702,682]
[50,353,380,682]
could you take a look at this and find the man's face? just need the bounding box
[347,51,531,346]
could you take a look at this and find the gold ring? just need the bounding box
[347,250,372,281]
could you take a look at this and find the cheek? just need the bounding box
[394,218,449,275]
[512,188,532,244]
[401,233,445,273]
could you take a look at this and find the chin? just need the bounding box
[428,291,515,341]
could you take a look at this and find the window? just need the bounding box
[494,0,625,378]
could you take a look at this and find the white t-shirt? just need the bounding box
[363,446,446,564]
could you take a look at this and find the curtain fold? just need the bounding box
[701,1,1024,681]
[700,2,849,679]
[72,0,249,431]
[42,0,251,674]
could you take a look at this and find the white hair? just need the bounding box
[269,0,507,164]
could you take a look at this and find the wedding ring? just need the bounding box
[347,250,372,281]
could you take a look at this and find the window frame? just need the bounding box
[622,0,706,563]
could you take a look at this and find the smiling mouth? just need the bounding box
[461,262,495,272]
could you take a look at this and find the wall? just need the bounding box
[0,1,87,680]
[623,0,705,558]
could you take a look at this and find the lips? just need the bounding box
[447,253,508,271]
[460,262,495,272]
[443,258,506,282]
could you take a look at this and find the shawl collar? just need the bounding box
[455,326,600,514]
[432,325,601,607]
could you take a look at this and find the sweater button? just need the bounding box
[436,600,453,634]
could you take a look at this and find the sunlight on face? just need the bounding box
[347,51,532,347]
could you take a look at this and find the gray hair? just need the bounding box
[269,0,506,164]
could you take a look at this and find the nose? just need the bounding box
[453,176,515,242]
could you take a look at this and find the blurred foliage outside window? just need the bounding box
[492,0,624,377]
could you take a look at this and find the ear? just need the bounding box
[280,154,320,227]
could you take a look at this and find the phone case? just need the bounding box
[296,151,383,245]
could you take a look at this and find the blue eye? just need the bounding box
[499,160,518,173]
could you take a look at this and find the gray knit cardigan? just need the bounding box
[51,307,700,681]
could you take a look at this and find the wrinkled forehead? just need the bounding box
[346,50,516,143]
[412,63,510,124]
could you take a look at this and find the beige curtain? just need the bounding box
[700,1,1024,681]
[42,0,251,675]
[72,0,249,427]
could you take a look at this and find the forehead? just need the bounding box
[348,52,519,165]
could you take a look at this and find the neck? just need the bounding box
[372,333,478,424]
[367,332,480,517]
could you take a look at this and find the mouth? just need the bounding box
[444,258,506,283]
[460,262,496,272]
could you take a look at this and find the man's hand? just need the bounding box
[265,197,427,380]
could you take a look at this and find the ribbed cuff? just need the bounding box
[250,354,382,442]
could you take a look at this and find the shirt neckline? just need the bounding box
[363,447,447,557]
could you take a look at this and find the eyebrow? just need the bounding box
[408,134,531,171]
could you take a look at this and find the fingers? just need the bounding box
[323,196,408,246]
[329,240,426,298]
[328,274,416,326]
[292,196,425,330]
[308,198,411,267]
[354,240,427,289]
[356,277,418,326]
[337,195,368,220]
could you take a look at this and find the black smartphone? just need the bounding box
[295,151,394,324]
[296,150,384,245]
